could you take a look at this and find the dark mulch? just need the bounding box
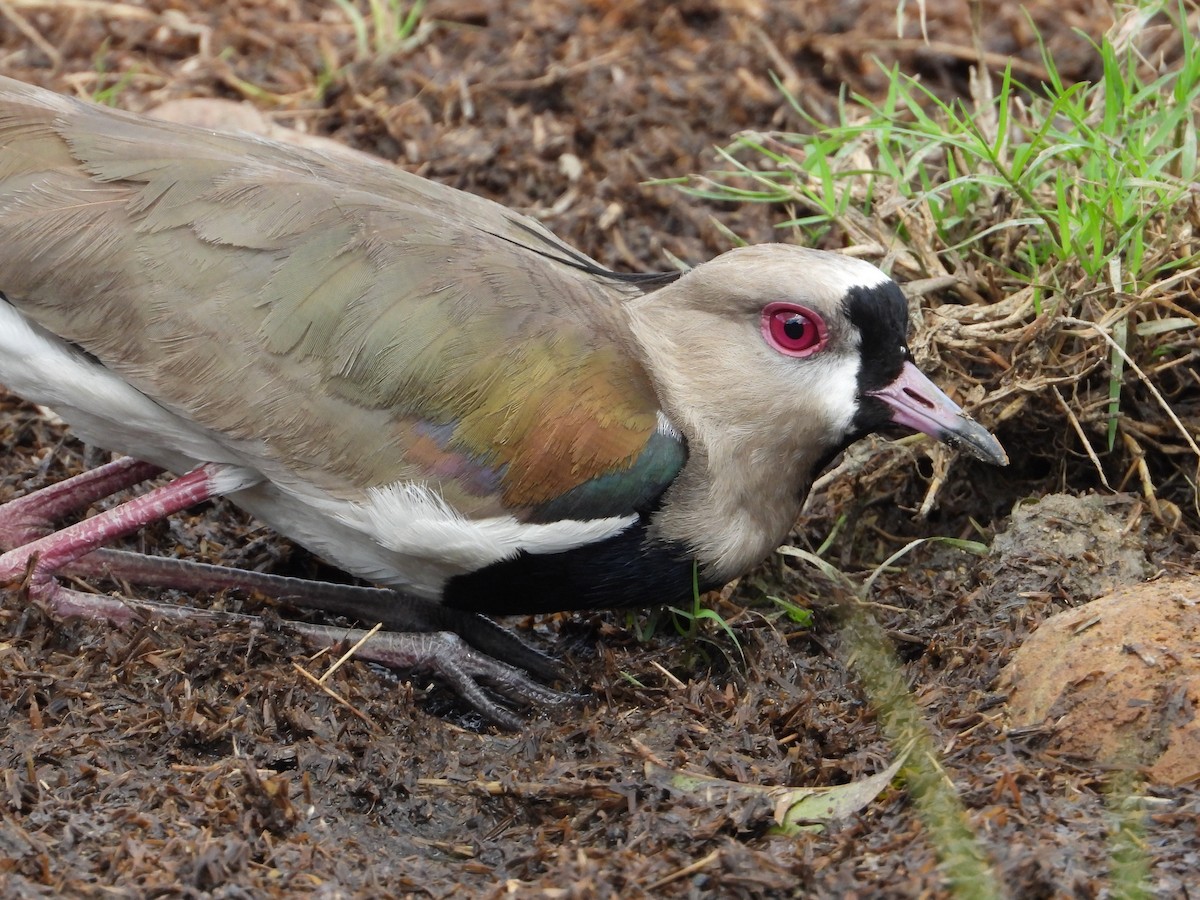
[1,1,1196,896]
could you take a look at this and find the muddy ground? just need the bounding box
[1,1,1198,897]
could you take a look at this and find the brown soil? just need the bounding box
[1,1,1198,897]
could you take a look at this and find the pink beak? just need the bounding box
[868,361,1008,465]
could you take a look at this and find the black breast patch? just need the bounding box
[442,521,704,615]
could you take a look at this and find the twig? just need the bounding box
[0,0,61,69]
[9,0,155,17]
[648,659,686,690]
[808,33,1051,82]
[1121,432,1163,521]
[645,850,721,892]
[292,662,379,731]
[1053,386,1111,489]
[318,621,383,685]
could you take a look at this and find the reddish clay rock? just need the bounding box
[1001,578,1200,786]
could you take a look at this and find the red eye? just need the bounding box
[761,302,827,357]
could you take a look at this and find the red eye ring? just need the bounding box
[761,303,827,358]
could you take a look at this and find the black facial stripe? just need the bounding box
[843,281,912,437]
[844,281,910,389]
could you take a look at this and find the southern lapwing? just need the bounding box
[0,76,1006,726]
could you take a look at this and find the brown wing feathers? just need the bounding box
[0,78,677,521]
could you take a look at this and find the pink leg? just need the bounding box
[0,464,220,616]
[0,455,343,601]
[0,456,163,547]
[0,460,566,727]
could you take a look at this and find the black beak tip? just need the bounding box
[942,418,1009,467]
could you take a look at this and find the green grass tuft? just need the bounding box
[667,0,1200,523]
[331,0,430,61]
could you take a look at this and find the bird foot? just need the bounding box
[0,457,571,728]
[291,623,576,730]
[13,572,571,728]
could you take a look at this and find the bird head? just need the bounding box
[627,244,1007,473]
[624,244,1007,579]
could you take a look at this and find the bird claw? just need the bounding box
[9,573,570,729]
[337,628,576,729]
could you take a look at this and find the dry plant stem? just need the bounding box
[1120,431,1163,520]
[645,850,722,892]
[806,33,1050,82]
[928,288,1039,343]
[9,0,157,16]
[917,445,950,518]
[316,621,383,684]
[1053,386,1111,489]
[0,0,61,68]
[291,660,380,731]
[1059,317,1200,459]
